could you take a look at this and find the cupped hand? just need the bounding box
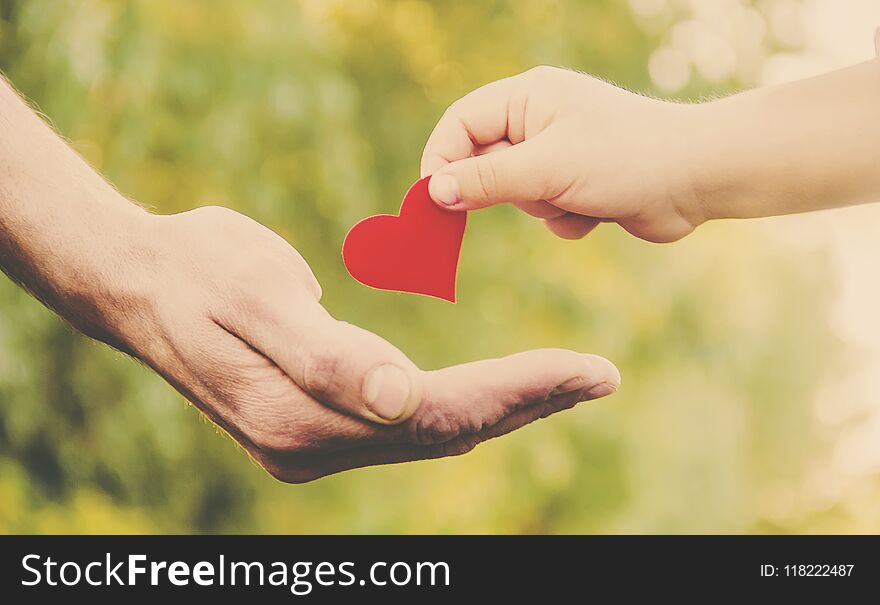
[421,65,708,243]
[111,206,620,482]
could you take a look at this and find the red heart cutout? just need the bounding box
[342,176,467,302]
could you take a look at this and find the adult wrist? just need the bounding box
[39,189,160,352]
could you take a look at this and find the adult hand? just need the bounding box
[114,207,621,482]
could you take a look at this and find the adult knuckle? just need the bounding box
[186,205,246,234]
[409,406,480,446]
[301,344,342,398]
[412,414,454,445]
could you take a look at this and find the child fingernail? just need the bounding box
[431,174,460,206]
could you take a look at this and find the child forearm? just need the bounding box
[696,58,880,222]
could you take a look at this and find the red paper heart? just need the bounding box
[342,176,467,302]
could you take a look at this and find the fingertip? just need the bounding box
[428,172,461,207]
[546,352,620,400]
[580,353,621,392]
[491,348,620,402]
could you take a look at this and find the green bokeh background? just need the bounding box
[0,0,850,533]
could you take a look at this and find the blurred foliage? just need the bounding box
[0,0,852,533]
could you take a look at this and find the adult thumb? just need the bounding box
[428,138,552,211]
[288,314,425,425]
[231,297,425,425]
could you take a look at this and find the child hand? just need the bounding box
[421,66,708,243]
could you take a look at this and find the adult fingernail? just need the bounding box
[431,173,460,206]
[550,376,588,397]
[362,364,412,421]
[584,382,617,399]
